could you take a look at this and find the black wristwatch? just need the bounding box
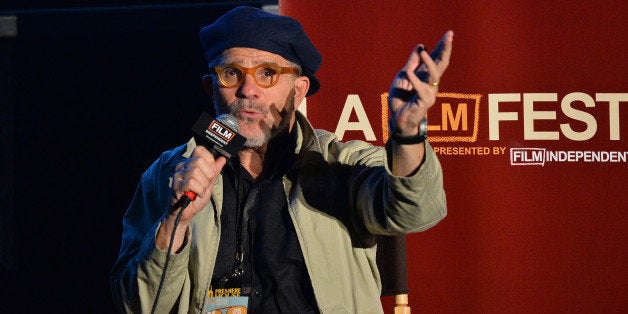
[390,117,428,144]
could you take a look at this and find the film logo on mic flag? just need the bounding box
[208,120,235,143]
[191,112,246,159]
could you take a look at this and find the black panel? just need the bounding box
[0,2,275,312]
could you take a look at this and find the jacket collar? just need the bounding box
[293,110,323,156]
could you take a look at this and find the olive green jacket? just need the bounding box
[111,112,447,313]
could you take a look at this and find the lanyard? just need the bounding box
[232,169,245,278]
[217,162,254,289]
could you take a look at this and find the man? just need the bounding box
[111,6,452,314]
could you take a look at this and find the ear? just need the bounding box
[202,74,214,96]
[293,76,310,110]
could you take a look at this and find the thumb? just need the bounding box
[213,156,228,173]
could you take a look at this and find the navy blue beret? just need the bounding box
[199,6,322,96]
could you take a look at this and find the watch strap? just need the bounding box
[390,132,426,144]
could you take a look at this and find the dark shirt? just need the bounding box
[212,132,318,313]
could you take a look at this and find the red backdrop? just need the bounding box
[280,1,627,313]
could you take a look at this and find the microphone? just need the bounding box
[180,112,246,202]
[192,112,246,159]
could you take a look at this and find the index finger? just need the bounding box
[431,30,454,65]
[401,44,423,73]
[190,146,219,178]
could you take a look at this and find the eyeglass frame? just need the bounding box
[213,63,301,89]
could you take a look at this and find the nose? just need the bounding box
[236,72,261,99]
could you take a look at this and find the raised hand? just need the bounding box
[388,30,454,136]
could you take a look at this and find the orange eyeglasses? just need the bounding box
[214,63,301,88]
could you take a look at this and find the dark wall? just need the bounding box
[0,2,274,312]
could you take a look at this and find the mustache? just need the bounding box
[229,101,270,117]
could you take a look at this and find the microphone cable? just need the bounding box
[150,195,193,314]
[149,112,241,313]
